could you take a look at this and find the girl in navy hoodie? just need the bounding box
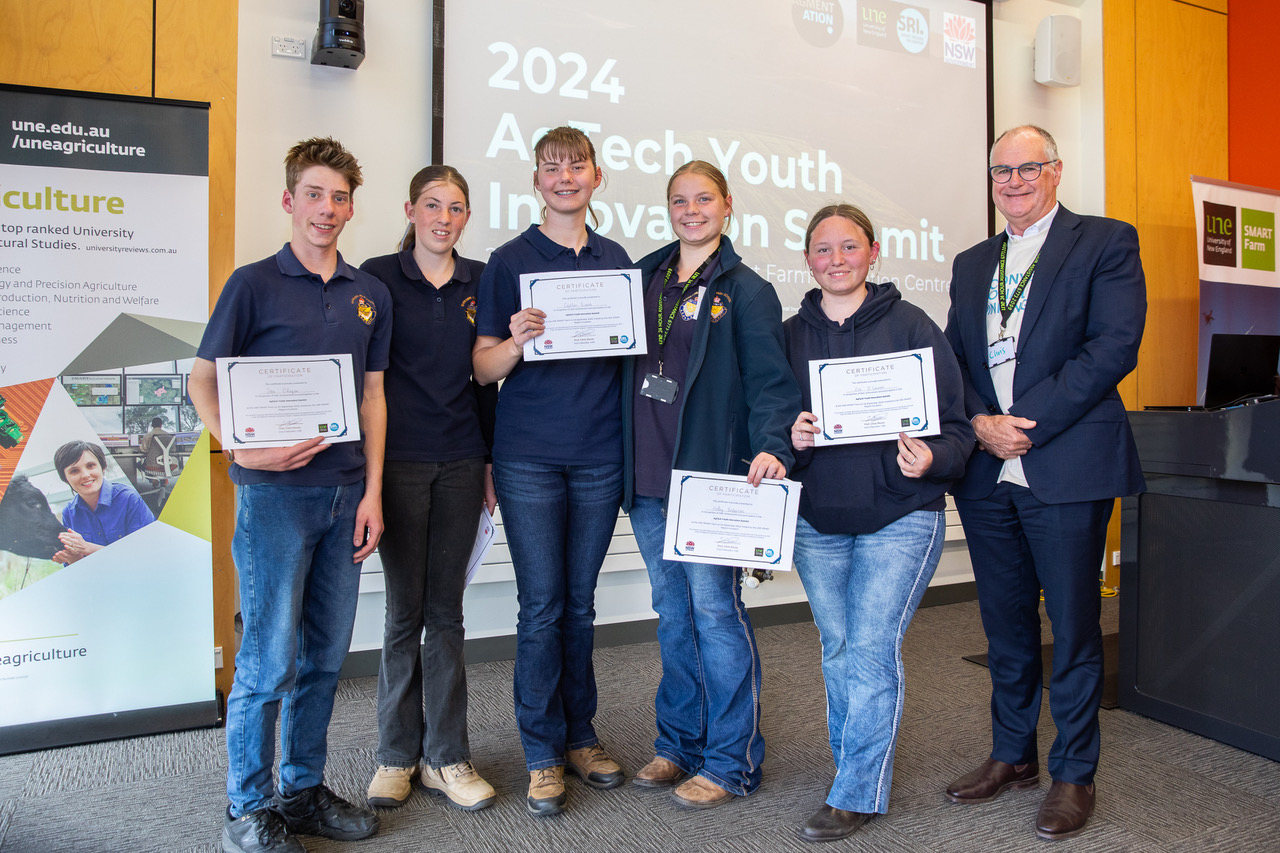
[784,204,973,842]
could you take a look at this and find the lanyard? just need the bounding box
[656,249,718,366]
[996,237,1039,336]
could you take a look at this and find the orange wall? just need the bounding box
[1229,0,1280,190]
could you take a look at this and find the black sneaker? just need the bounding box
[275,784,379,841]
[222,806,305,853]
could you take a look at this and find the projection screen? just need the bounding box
[441,0,992,326]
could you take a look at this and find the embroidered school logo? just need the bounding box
[352,294,376,325]
[679,294,700,321]
[709,292,732,323]
[461,296,477,325]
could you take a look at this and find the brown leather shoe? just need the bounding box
[945,758,1040,803]
[632,757,687,789]
[1036,780,1095,840]
[671,775,734,809]
[565,744,624,789]
[799,804,872,843]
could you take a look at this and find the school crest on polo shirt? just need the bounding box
[461,296,477,326]
[709,291,731,323]
[352,294,376,325]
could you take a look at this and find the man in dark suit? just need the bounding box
[942,125,1146,841]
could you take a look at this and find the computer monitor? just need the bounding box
[1204,333,1280,409]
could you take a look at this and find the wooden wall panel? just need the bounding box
[1134,0,1228,407]
[154,0,239,699]
[0,0,153,96]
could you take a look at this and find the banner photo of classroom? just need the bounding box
[1192,176,1280,403]
[0,85,216,751]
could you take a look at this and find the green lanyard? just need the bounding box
[656,249,718,350]
[996,237,1039,337]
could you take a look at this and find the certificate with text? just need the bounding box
[809,348,940,446]
[520,268,646,361]
[215,354,361,448]
[662,470,800,570]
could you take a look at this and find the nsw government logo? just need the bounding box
[792,0,843,48]
[943,12,976,68]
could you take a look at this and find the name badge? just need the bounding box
[987,336,1016,368]
[640,372,679,404]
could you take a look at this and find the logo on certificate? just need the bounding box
[319,423,329,433]
[620,335,629,344]
[543,339,553,349]
[754,547,764,557]
[244,427,255,436]
[832,423,844,435]
[901,417,912,427]
[610,335,619,344]
[685,540,695,551]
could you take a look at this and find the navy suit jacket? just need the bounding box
[944,205,1147,504]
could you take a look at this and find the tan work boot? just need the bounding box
[366,764,417,807]
[420,760,496,811]
[565,744,624,789]
[527,766,567,816]
[633,756,687,789]
[672,775,734,809]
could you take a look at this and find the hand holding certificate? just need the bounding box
[808,347,941,446]
[519,268,646,361]
[662,470,801,570]
[215,353,361,448]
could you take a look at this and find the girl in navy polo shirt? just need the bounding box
[359,166,498,813]
[472,126,631,817]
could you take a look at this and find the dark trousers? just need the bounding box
[956,482,1111,786]
[375,457,486,768]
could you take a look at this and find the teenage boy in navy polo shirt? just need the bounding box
[189,137,391,853]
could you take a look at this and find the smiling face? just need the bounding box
[990,128,1062,235]
[63,450,104,502]
[805,214,880,299]
[282,164,355,255]
[407,180,470,257]
[668,172,731,254]
[534,155,601,218]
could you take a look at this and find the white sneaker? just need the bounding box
[366,764,417,807]
[420,760,496,811]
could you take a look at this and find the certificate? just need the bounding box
[464,507,497,587]
[520,268,646,361]
[662,470,801,570]
[809,348,940,446]
[215,353,361,448]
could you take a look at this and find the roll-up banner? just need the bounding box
[1191,176,1280,402]
[0,85,216,754]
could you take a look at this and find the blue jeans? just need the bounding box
[492,460,622,770]
[793,511,944,814]
[225,482,365,817]
[376,458,485,768]
[628,496,764,795]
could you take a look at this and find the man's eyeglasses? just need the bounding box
[989,160,1058,183]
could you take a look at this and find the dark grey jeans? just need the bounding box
[375,457,486,768]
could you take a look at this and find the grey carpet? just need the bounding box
[3,597,1279,852]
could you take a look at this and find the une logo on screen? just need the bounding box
[792,0,843,48]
